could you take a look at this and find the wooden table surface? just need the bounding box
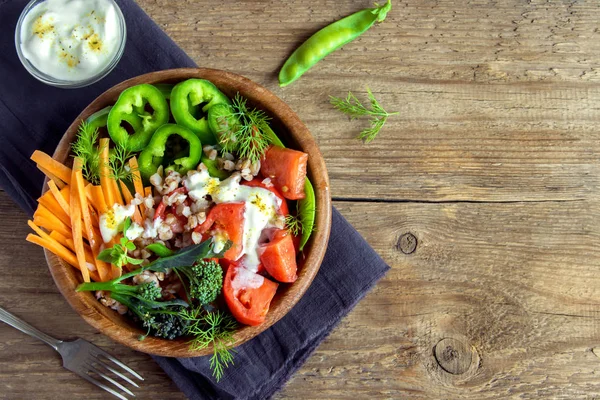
[2,0,600,398]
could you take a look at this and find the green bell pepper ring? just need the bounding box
[138,124,202,181]
[87,105,144,134]
[207,103,242,148]
[170,79,231,145]
[201,153,231,180]
[107,84,170,152]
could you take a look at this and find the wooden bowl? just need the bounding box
[46,68,332,357]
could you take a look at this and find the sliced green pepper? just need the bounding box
[200,153,231,180]
[138,124,202,181]
[171,79,230,145]
[107,84,170,152]
[87,105,144,135]
[207,103,240,146]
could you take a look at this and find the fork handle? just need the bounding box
[0,306,62,351]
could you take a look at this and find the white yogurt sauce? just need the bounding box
[19,0,122,81]
[99,203,135,243]
[185,170,282,272]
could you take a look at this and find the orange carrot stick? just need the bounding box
[76,168,110,282]
[33,215,72,238]
[98,139,114,206]
[129,157,145,214]
[48,180,70,215]
[119,181,142,225]
[38,166,66,189]
[26,234,100,281]
[70,158,90,283]
[31,150,72,184]
[37,198,70,227]
[91,185,108,214]
[34,204,72,230]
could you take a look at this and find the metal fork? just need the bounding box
[0,306,143,399]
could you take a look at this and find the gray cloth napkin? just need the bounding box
[0,1,390,398]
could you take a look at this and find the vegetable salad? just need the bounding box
[26,78,315,380]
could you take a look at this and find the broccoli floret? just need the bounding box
[147,312,190,340]
[138,282,162,301]
[190,260,223,304]
[174,259,223,305]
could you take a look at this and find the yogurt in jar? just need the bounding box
[18,0,123,81]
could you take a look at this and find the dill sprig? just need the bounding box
[330,88,398,143]
[109,140,136,183]
[218,93,272,164]
[285,204,316,237]
[180,307,237,381]
[285,214,303,236]
[72,121,101,184]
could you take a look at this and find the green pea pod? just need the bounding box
[138,124,202,181]
[201,154,231,180]
[86,105,112,130]
[279,0,392,87]
[107,84,170,152]
[171,79,231,145]
[298,178,316,251]
[263,124,285,148]
[146,243,174,257]
[153,83,174,100]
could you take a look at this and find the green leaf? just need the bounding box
[146,243,175,257]
[125,241,136,251]
[97,248,114,263]
[123,217,132,235]
[127,257,144,265]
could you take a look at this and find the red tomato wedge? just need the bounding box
[260,145,308,200]
[223,265,278,326]
[194,202,245,260]
[258,229,298,283]
[241,178,289,216]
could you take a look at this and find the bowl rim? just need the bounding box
[44,67,332,357]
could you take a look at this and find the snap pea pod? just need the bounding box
[279,0,392,87]
[263,125,315,250]
[298,178,315,251]
[85,105,112,130]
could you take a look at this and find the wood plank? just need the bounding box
[2,191,599,398]
[276,199,600,399]
[137,0,600,202]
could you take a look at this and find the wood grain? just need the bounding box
[1,0,600,398]
[138,0,600,203]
